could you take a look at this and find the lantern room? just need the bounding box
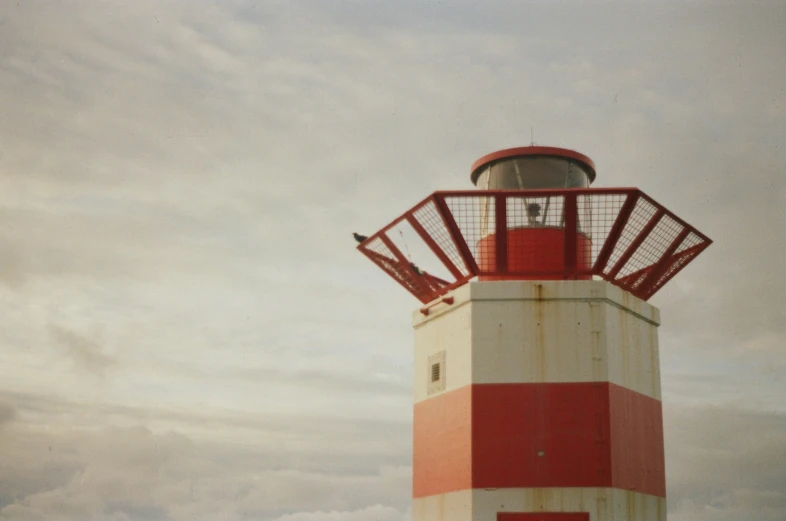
[470,146,596,190]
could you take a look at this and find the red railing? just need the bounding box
[357,188,712,304]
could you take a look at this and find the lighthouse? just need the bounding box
[356,146,711,521]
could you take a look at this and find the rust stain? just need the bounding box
[596,489,608,519]
[626,491,635,520]
[591,331,602,380]
[548,297,563,375]
[649,324,659,396]
[590,302,603,381]
[534,284,546,380]
[532,488,545,511]
[619,310,630,386]
[631,321,642,388]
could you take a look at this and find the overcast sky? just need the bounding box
[0,1,784,520]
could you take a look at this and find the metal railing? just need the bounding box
[358,188,712,303]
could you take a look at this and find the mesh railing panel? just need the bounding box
[412,199,470,277]
[358,189,710,304]
[363,235,436,299]
[365,251,420,295]
[445,195,496,273]
[578,193,630,272]
[644,237,707,298]
[365,236,396,262]
[676,231,704,254]
[620,214,684,282]
[604,197,658,276]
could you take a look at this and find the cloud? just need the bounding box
[2,394,783,521]
[666,406,786,521]
[49,325,116,376]
[0,414,411,521]
[0,389,411,471]
[0,402,16,428]
[270,504,411,521]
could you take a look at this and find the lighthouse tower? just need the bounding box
[356,146,711,521]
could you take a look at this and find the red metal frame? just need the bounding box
[494,193,508,273]
[563,192,578,275]
[357,188,711,304]
[419,296,455,316]
[637,228,691,292]
[640,242,709,300]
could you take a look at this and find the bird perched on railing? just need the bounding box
[353,232,368,243]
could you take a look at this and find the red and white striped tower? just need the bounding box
[356,146,711,521]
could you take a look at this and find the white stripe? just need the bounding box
[413,281,662,404]
[412,488,666,521]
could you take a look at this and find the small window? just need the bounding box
[427,351,446,394]
[430,363,441,383]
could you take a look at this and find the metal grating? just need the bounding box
[622,215,683,281]
[445,195,495,273]
[604,197,658,276]
[676,231,704,254]
[412,199,470,277]
[578,193,628,272]
[357,188,711,304]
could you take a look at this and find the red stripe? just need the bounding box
[608,382,666,496]
[413,382,665,498]
[471,382,613,490]
[412,386,473,497]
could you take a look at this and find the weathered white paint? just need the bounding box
[412,488,665,521]
[413,280,662,403]
[412,489,473,521]
[476,487,666,521]
[412,283,473,402]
